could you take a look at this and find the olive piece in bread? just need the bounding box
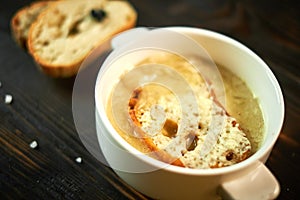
[91,9,107,21]
[27,0,137,77]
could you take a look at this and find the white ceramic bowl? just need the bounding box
[95,27,284,200]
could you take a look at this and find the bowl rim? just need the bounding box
[95,26,285,176]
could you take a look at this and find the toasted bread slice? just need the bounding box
[127,53,251,169]
[27,0,137,77]
[11,1,51,49]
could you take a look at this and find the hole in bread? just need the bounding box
[193,113,199,117]
[198,122,202,130]
[42,41,49,46]
[68,19,83,37]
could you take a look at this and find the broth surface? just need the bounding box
[106,52,264,167]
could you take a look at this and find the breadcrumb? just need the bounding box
[5,94,13,104]
[75,157,82,163]
[29,140,38,149]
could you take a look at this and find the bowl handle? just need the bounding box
[219,161,280,200]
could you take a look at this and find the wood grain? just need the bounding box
[1,0,299,199]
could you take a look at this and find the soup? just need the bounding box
[106,52,264,169]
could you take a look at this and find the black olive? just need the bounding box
[91,9,106,21]
[186,133,198,151]
[225,151,235,161]
[162,119,178,138]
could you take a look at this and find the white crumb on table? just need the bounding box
[0,81,2,88]
[75,157,82,163]
[29,140,38,149]
[4,94,13,104]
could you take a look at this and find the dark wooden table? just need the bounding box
[1,0,299,199]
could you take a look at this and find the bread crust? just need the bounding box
[11,1,50,49]
[129,95,185,167]
[128,87,251,168]
[27,0,137,77]
[124,53,252,169]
